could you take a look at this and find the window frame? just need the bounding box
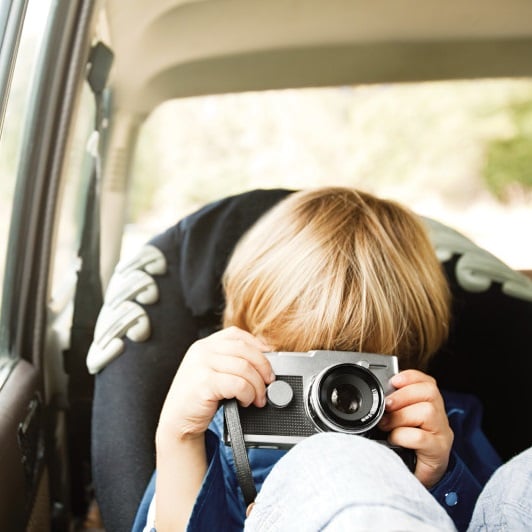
[0,0,97,380]
[0,1,101,527]
[0,0,29,136]
[0,0,31,387]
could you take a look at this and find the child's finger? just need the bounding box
[209,354,268,405]
[211,372,258,408]
[380,402,443,433]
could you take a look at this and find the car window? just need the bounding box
[0,0,53,372]
[49,83,95,310]
[126,80,532,271]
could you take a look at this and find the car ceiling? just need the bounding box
[100,0,532,116]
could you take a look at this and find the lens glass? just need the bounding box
[330,383,361,414]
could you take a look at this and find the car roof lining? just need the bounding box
[102,0,532,114]
[142,40,532,110]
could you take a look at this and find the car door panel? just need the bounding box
[0,360,43,531]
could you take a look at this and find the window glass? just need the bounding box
[49,84,95,309]
[0,0,53,361]
[127,80,532,270]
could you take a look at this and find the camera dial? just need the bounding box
[308,363,385,434]
[266,380,294,408]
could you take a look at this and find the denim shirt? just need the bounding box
[133,390,502,532]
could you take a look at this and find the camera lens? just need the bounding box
[330,383,361,415]
[308,363,385,434]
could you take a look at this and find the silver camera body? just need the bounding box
[227,350,398,449]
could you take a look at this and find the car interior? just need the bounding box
[0,1,531,531]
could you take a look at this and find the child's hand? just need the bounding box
[156,326,274,443]
[378,369,453,488]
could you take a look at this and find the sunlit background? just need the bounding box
[125,79,532,270]
[1,0,531,278]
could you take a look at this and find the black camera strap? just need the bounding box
[224,400,257,506]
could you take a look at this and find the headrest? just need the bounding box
[178,188,294,317]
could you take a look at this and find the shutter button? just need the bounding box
[444,492,458,507]
[266,380,293,408]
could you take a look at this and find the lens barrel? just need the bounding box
[308,363,385,434]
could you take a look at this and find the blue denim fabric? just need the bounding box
[244,432,457,532]
[132,391,508,531]
[429,391,502,530]
[468,446,532,531]
[132,473,155,532]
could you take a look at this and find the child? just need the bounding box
[135,187,502,531]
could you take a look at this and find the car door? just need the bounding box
[0,0,98,529]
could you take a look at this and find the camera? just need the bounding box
[224,350,415,470]
[225,349,396,447]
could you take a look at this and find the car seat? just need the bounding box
[89,188,532,532]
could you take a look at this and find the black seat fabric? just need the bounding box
[91,188,532,532]
[92,189,292,532]
[428,256,532,461]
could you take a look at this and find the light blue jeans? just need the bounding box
[244,433,532,531]
[468,445,532,531]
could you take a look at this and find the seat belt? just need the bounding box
[64,41,113,517]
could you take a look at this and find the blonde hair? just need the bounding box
[222,187,451,369]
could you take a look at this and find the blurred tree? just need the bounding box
[483,98,532,200]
